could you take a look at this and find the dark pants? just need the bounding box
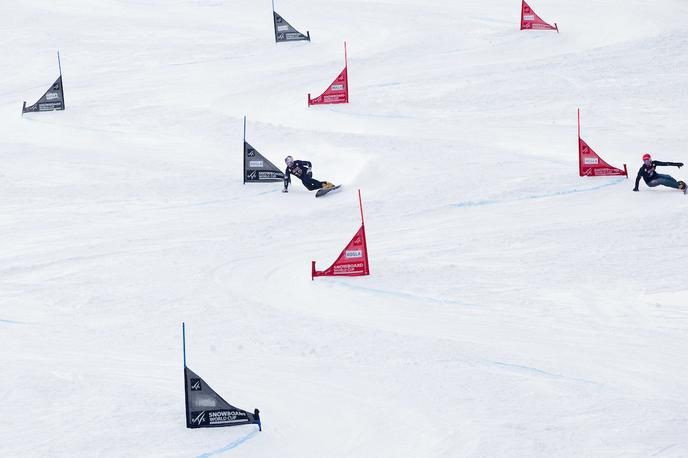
[647,174,680,189]
[301,176,324,191]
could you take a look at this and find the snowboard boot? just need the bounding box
[321,181,335,190]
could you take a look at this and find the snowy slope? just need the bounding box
[2,0,688,456]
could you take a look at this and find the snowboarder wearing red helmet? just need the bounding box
[633,153,686,193]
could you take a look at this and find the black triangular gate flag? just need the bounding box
[23,75,65,114]
[244,141,285,183]
[273,11,310,42]
[243,116,285,183]
[182,323,261,430]
[185,366,261,429]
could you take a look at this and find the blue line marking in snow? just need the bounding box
[492,361,601,385]
[493,361,562,378]
[195,428,259,458]
[0,319,24,325]
[452,178,625,209]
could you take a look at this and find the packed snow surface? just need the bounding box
[2,0,688,456]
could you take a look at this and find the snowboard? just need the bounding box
[315,184,341,198]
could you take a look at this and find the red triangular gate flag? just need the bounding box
[312,190,369,279]
[312,225,369,278]
[308,42,349,106]
[578,109,627,177]
[521,0,558,32]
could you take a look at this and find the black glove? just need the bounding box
[677,163,684,168]
[633,188,639,192]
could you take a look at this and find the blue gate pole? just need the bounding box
[243,116,247,184]
[182,322,187,367]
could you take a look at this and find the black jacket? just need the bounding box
[284,160,312,189]
[634,160,682,189]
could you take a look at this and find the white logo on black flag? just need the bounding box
[244,141,284,183]
[184,366,261,429]
[273,11,310,42]
[23,75,65,114]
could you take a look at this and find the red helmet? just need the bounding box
[642,153,651,161]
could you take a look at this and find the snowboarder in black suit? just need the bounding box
[282,156,335,193]
[633,153,686,193]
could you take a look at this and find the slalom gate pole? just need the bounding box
[344,41,347,68]
[182,321,190,427]
[243,116,247,184]
[272,0,277,45]
[358,189,364,225]
[358,189,370,274]
[577,109,582,176]
[182,322,187,367]
[58,51,65,109]
[344,41,349,103]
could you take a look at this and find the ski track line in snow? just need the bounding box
[307,104,418,120]
[21,114,133,136]
[195,428,259,458]
[651,443,679,456]
[1,249,150,277]
[451,177,627,209]
[147,188,279,212]
[326,279,477,307]
[491,361,601,386]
